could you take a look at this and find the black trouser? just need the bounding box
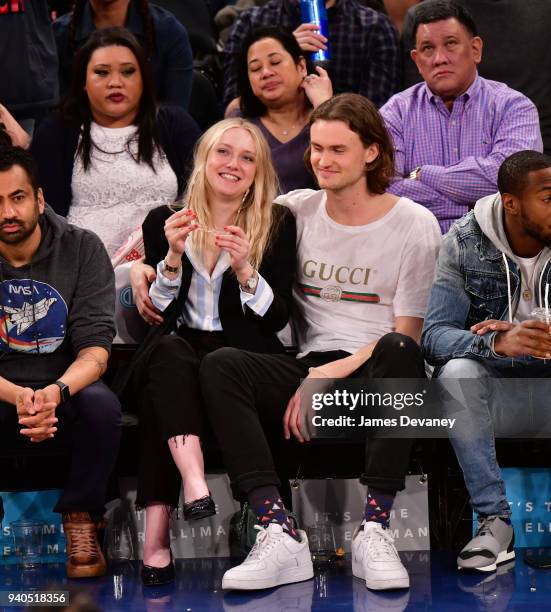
[200,333,425,499]
[136,329,226,509]
[0,381,121,515]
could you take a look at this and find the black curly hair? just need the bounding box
[498,151,551,197]
[0,145,40,194]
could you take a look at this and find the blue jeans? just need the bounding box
[438,358,551,517]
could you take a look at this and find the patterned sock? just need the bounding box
[363,488,395,529]
[247,485,301,542]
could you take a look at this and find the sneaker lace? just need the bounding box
[365,526,400,561]
[68,525,98,559]
[246,525,283,562]
[476,516,497,537]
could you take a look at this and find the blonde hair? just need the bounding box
[175,118,280,269]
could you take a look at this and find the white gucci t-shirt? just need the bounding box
[275,189,441,357]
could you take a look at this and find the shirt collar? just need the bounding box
[125,1,144,36]
[424,72,481,106]
[463,73,482,101]
[185,241,231,282]
[75,0,143,43]
[74,3,96,41]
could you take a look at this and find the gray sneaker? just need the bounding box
[457,516,515,572]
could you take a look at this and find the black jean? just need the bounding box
[0,380,121,515]
[200,332,425,499]
[136,329,226,509]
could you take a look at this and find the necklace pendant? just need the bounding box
[282,129,288,136]
[523,288,532,300]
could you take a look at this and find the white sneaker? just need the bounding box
[352,522,410,591]
[222,524,314,591]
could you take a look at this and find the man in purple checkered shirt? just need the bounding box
[222,0,399,111]
[380,0,543,233]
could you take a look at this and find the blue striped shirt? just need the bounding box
[150,244,274,331]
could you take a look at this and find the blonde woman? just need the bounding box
[134,118,297,586]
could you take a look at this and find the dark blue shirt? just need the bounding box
[54,1,193,109]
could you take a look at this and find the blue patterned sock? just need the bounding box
[247,486,301,542]
[363,488,395,528]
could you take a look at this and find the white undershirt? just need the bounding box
[513,252,541,323]
[69,122,178,257]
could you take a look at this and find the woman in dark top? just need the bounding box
[30,27,200,258]
[135,117,296,585]
[235,26,333,193]
[54,0,193,109]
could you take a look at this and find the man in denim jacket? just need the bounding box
[422,150,551,572]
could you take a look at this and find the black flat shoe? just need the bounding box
[183,494,216,521]
[141,554,175,586]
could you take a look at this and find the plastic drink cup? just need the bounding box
[11,520,44,568]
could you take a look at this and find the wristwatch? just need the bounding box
[408,166,421,180]
[53,380,70,403]
[240,270,258,294]
[163,258,180,274]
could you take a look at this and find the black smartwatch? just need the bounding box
[53,380,70,403]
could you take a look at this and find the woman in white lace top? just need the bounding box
[31,27,201,258]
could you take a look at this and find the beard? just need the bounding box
[521,209,551,248]
[0,203,40,246]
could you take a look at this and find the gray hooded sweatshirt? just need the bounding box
[0,207,115,387]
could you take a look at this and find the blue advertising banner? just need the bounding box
[473,468,551,548]
[0,490,65,565]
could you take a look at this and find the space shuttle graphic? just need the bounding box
[3,297,57,335]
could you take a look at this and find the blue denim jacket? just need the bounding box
[422,211,551,366]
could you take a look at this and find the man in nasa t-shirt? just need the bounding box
[0,146,120,579]
[200,94,441,593]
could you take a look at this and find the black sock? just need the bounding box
[247,485,301,542]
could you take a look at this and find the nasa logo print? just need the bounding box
[0,279,68,353]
